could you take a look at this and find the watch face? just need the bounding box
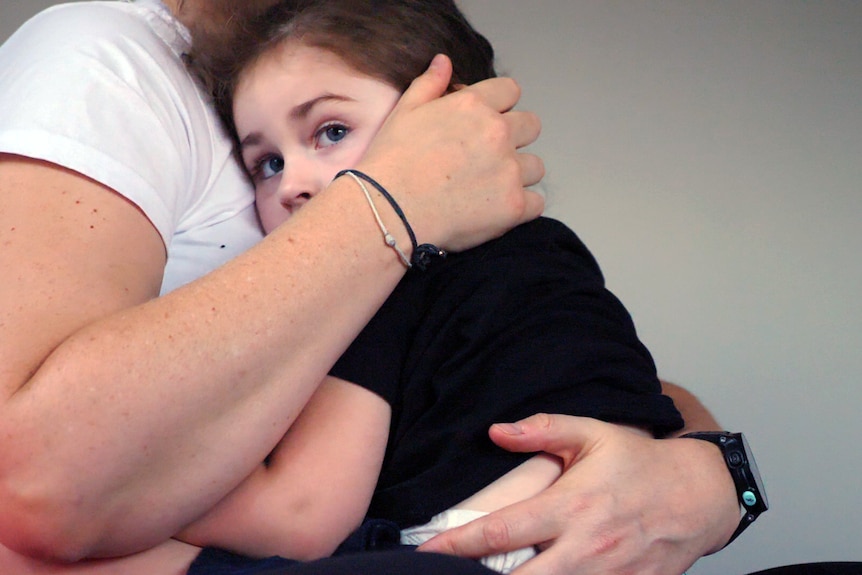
[741,433,769,509]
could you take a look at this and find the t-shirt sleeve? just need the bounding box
[0,3,195,247]
[328,275,416,406]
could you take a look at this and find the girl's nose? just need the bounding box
[277,158,324,212]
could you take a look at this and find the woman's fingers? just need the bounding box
[356,57,545,253]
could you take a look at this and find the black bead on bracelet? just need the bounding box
[335,169,446,271]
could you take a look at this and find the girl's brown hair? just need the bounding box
[190,0,497,140]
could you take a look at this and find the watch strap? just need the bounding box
[681,431,768,548]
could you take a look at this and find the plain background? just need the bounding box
[2,1,860,573]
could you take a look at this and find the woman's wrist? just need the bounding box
[317,173,416,271]
[675,436,742,554]
[334,170,447,270]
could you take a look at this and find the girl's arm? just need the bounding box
[176,377,390,560]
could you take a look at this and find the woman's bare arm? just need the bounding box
[0,539,199,575]
[0,57,543,562]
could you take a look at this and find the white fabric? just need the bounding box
[401,509,537,574]
[0,0,264,294]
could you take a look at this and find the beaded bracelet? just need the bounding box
[335,169,446,271]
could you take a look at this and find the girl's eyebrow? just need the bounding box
[290,93,353,120]
[239,93,355,152]
[239,132,263,150]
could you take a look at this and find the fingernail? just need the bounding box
[430,54,444,69]
[494,422,524,435]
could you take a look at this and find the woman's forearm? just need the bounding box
[0,65,543,561]
[1,172,407,560]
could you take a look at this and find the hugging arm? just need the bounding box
[0,51,543,562]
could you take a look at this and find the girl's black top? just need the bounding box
[330,217,683,528]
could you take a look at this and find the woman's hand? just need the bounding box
[357,54,545,253]
[419,414,739,575]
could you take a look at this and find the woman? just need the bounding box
[0,0,738,574]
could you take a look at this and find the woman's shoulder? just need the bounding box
[8,3,148,45]
[2,1,189,71]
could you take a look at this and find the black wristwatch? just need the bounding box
[681,431,768,547]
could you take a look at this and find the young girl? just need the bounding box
[180,1,683,572]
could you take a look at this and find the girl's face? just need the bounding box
[233,43,401,233]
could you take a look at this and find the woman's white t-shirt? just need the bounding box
[0,0,264,294]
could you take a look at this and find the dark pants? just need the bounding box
[189,519,862,575]
[188,548,496,575]
[187,519,496,575]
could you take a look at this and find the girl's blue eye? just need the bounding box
[259,155,284,179]
[317,124,349,148]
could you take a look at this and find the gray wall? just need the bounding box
[3,1,861,573]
